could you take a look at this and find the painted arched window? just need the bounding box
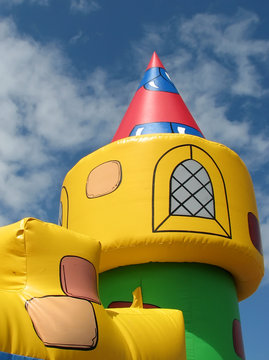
[153,144,231,238]
[59,186,69,228]
[170,159,214,219]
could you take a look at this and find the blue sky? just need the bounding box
[0,0,268,358]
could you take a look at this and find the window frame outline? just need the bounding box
[152,144,232,238]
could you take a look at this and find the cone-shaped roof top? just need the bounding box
[146,51,165,70]
[112,52,204,141]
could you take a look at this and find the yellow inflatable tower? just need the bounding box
[60,52,264,359]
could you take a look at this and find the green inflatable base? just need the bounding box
[100,262,243,360]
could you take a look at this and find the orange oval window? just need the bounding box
[86,160,122,198]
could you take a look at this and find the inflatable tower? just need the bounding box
[0,52,264,360]
[60,52,264,359]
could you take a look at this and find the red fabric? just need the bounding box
[108,301,159,309]
[233,319,245,360]
[146,51,165,70]
[248,212,263,254]
[112,87,202,141]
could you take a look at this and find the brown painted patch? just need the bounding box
[26,296,98,349]
[86,160,122,198]
[60,256,100,304]
[248,212,263,254]
[108,301,159,309]
[233,319,245,360]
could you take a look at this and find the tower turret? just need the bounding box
[59,52,264,360]
[112,52,203,141]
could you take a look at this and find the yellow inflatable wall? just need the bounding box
[61,134,263,301]
[0,218,186,359]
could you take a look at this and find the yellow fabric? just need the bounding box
[61,134,264,300]
[0,218,186,360]
[107,307,186,360]
[130,287,143,308]
[0,220,26,290]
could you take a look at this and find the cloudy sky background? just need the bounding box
[0,0,268,358]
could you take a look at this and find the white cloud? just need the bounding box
[261,222,269,281]
[178,10,269,98]
[69,30,83,44]
[160,12,269,160]
[0,17,125,224]
[70,0,100,14]
[256,189,269,283]
[69,30,90,45]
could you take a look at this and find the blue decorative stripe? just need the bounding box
[0,351,42,360]
[129,122,204,138]
[137,67,178,94]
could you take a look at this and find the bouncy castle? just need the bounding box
[0,52,264,359]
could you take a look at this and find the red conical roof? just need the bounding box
[112,52,203,142]
[146,51,165,70]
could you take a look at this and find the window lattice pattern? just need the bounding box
[170,159,214,219]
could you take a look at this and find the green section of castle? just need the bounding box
[100,262,241,360]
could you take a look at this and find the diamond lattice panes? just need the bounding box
[170,159,214,219]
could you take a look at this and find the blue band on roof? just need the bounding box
[137,67,178,94]
[129,122,204,138]
[0,351,43,360]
